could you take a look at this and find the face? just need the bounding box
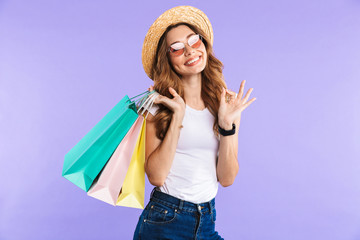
[166,25,207,77]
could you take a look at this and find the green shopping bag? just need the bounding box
[62,91,154,191]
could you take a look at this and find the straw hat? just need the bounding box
[142,5,214,80]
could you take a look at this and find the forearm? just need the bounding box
[216,117,240,187]
[145,115,183,186]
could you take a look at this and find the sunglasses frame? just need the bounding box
[167,34,204,56]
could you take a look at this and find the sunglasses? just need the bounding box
[167,34,204,56]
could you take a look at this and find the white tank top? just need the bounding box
[148,103,220,203]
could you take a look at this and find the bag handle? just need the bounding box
[129,90,154,102]
[137,91,159,119]
[125,90,156,108]
[143,92,159,119]
[144,93,158,119]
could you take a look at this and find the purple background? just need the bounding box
[1,0,360,239]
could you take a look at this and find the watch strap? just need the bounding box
[218,123,236,136]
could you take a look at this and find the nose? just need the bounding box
[184,44,195,57]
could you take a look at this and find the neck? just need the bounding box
[181,73,204,108]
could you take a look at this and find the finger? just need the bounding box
[152,94,161,104]
[243,97,256,110]
[154,94,169,105]
[242,88,254,103]
[149,85,154,91]
[220,87,226,104]
[169,87,179,97]
[225,89,237,102]
[238,80,245,99]
[153,92,160,99]
[225,89,236,95]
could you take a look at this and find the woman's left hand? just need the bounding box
[218,80,256,129]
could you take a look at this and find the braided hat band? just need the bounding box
[141,6,214,80]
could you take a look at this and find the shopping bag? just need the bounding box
[116,118,146,209]
[114,92,158,208]
[62,91,153,191]
[86,115,144,205]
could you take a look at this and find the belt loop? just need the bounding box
[179,200,184,210]
[150,187,156,199]
[209,199,214,214]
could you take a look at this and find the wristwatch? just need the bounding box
[218,123,236,136]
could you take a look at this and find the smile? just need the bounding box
[185,56,201,66]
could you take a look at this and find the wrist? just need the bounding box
[173,112,184,121]
[172,113,184,128]
[218,120,233,130]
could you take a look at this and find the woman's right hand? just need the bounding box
[148,85,185,121]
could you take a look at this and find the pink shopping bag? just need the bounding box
[87,115,144,205]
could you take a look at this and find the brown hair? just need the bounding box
[150,22,227,140]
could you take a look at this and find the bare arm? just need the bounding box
[145,112,183,186]
[216,117,240,187]
[144,86,185,187]
[217,80,256,187]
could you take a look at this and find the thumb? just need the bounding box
[169,87,179,97]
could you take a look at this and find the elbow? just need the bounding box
[145,168,166,187]
[219,166,239,188]
[219,178,235,187]
[148,177,165,187]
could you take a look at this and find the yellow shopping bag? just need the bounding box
[116,117,146,209]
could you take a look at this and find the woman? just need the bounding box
[133,6,256,239]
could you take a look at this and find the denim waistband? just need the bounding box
[149,187,215,214]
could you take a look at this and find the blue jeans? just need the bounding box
[133,187,224,240]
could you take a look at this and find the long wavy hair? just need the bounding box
[150,22,227,140]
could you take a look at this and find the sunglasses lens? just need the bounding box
[189,35,201,48]
[169,42,185,56]
[169,48,184,56]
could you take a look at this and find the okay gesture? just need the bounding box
[218,80,256,130]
